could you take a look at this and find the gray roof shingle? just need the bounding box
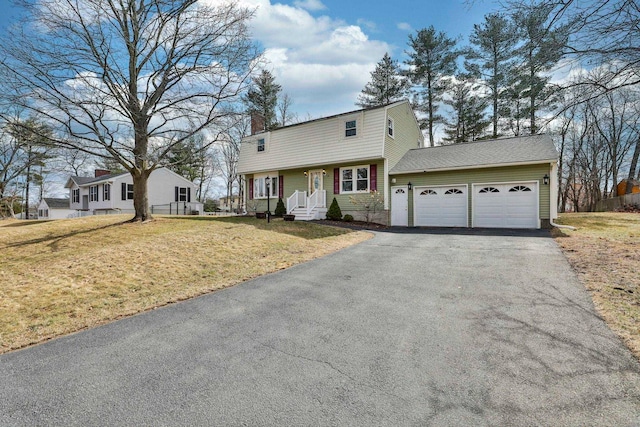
[43,198,70,209]
[390,135,558,174]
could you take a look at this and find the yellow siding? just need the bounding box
[391,163,553,226]
[384,103,423,169]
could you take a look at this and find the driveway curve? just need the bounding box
[1,230,640,426]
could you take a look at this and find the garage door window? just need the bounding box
[509,185,532,192]
[445,188,463,194]
[420,189,437,195]
[479,187,500,193]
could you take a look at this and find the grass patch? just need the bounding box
[554,212,640,359]
[0,215,371,353]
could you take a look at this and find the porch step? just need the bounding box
[289,207,327,221]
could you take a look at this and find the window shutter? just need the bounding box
[121,182,126,201]
[278,175,284,198]
[370,164,377,191]
[187,187,191,202]
[334,168,340,194]
[175,186,179,202]
[249,178,254,200]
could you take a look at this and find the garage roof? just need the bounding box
[390,135,558,174]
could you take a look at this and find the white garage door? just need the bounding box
[473,182,538,228]
[414,185,467,227]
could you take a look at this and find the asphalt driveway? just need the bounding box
[2,230,640,426]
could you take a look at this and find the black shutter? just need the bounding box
[187,187,191,202]
[121,182,126,200]
[175,186,179,202]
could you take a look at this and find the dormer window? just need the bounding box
[257,138,265,152]
[345,120,357,137]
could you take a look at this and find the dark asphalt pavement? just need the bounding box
[2,230,640,426]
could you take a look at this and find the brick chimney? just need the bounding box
[94,169,111,178]
[250,112,265,135]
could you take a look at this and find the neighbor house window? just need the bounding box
[175,186,191,202]
[340,166,369,193]
[121,183,134,200]
[345,120,357,137]
[257,138,265,152]
[388,118,394,137]
[72,189,80,203]
[103,183,111,201]
[89,185,99,202]
[253,174,278,199]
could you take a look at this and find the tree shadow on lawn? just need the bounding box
[2,221,127,251]
[1,220,52,227]
[176,215,359,240]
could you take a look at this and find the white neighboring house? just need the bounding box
[37,198,75,219]
[64,167,203,215]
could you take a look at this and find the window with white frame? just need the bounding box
[103,183,111,201]
[387,118,394,137]
[340,166,369,193]
[89,185,99,202]
[72,189,80,203]
[253,174,278,199]
[345,120,357,137]
[257,138,265,152]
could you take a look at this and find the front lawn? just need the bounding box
[0,215,371,353]
[554,212,640,359]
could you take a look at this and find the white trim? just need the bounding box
[471,180,540,229]
[413,183,469,228]
[383,158,389,210]
[387,117,395,139]
[389,159,557,175]
[253,171,279,199]
[550,162,558,220]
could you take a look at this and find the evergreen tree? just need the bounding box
[356,53,409,108]
[405,27,459,146]
[512,3,569,134]
[443,77,489,143]
[243,70,282,132]
[465,13,517,138]
[274,198,286,217]
[326,197,342,221]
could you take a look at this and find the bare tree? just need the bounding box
[277,93,297,127]
[0,0,260,221]
[220,115,249,212]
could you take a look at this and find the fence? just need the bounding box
[151,202,204,215]
[595,193,640,211]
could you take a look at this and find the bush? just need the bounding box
[326,197,343,220]
[343,214,354,222]
[274,197,286,217]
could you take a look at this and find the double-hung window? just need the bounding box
[103,183,111,201]
[345,120,357,137]
[253,174,278,199]
[257,138,265,152]
[72,189,80,203]
[387,118,394,137]
[89,185,99,202]
[340,166,369,193]
[121,183,134,200]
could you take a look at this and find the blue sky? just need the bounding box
[0,0,501,119]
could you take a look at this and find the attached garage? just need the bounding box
[413,185,467,227]
[473,182,538,228]
[388,135,559,229]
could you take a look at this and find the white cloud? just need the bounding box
[202,0,390,118]
[397,22,413,32]
[293,0,327,11]
[357,18,377,32]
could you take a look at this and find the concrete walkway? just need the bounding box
[2,230,639,426]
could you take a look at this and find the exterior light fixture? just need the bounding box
[322,169,326,176]
[407,182,413,190]
[543,174,549,185]
[303,170,308,177]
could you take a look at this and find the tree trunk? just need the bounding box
[628,136,640,192]
[131,169,152,222]
[24,145,32,220]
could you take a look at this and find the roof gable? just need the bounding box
[43,198,71,208]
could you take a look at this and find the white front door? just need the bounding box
[391,186,409,226]
[308,170,324,195]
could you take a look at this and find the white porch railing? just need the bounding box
[287,190,307,214]
[307,190,326,214]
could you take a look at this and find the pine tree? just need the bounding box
[443,77,489,143]
[405,27,459,146]
[326,198,342,221]
[243,70,282,131]
[465,13,517,138]
[356,53,409,108]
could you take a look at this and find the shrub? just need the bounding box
[326,197,342,220]
[348,190,384,224]
[274,197,286,217]
[343,214,354,222]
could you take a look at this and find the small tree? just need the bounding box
[274,198,286,217]
[349,191,384,224]
[326,197,342,220]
